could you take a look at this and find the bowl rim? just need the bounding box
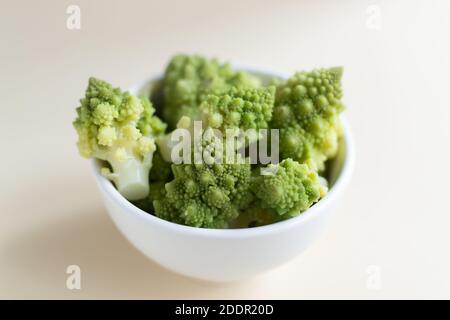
[92,67,354,238]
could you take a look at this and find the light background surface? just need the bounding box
[1,0,449,299]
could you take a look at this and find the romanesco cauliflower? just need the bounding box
[73,55,347,229]
[162,54,260,128]
[200,86,275,132]
[156,85,276,162]
[153,161,253,228]
[73,77,166,200]
[271,68,345,171]
[251,159,327,217]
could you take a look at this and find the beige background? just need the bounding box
[1,0,449,299]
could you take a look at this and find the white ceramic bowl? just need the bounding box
[92,69,354,282]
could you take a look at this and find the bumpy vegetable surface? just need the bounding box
[154,161,253,228]
[162,54,260,128]
[272,68,345,171]
[73,77,166,200]
[251,159,327,217]
[200,86,275,131]
[153,83,274,228]
[156,85,276,163]
[74,55,346,229]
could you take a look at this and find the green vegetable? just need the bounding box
[73,77,166,200]
[251,159,327,217]
[272,68,345,171]
[156,85,276,162]
[162,54,260,128]
[154,161,253,228]
[200,86,275,132]
[73,55,347,229]
[152,84,278,228]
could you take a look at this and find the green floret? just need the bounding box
[153,161,253,228]
[272,68,345,171]
[73,57,347,230]
[251,159,327,217]
[73,77,167,200]
[153,80,277,227]
[156,85,275,163]
[200,86,275,131]
[138,95,167,136]
[162,54,260,128]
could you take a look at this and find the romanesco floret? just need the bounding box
[271,68,345,171]
[153,161,253,228]
[251,159,327,217]
[138,95,167,136]
[73,55,348,229]
[156,85,276,162]
[200,86,275,131]
[73,77,166,200]
[162,54,260,128]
